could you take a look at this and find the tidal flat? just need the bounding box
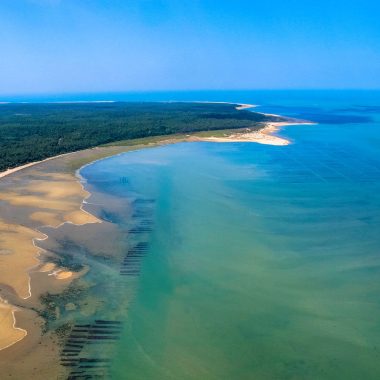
[0,136,187,378]
[0,93,380,379]
[0,129,255,378]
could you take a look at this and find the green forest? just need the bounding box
[0,102,283,171]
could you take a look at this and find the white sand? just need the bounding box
[198,121,315,145]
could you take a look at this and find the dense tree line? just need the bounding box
[0,102,282,171]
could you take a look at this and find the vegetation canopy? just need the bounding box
[0,102,282,171]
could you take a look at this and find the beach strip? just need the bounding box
[197,121,315,145]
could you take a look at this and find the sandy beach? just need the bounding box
[0,170,103,365]
[0,106,307,377]
[0,102,257,182]
[234,103,256,110]
[0,139,188,371]
[0,299,27,351]
[0,152,76,180]
[196,121,315,145]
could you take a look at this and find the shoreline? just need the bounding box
[0,140,185,355]
[0,103,312,358]
[0,102,255,181]
[162,100,258,112]
[0,300,28,351]
[194,120,315,145]
[0,151,75,180]
[0,158,104,353]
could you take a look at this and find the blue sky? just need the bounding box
[0,0,379,94]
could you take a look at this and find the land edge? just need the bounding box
[0,102,313,354]
[0,299,28,351]
[0,178,102,353]
[0,101,257,179]
[0,102,311,180]
[193,121,315,145]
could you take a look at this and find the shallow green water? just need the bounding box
[78,93,380,379]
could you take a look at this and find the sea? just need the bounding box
[44,91,380,379]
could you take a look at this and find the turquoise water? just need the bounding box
[80,92,380,379]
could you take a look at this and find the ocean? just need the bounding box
[76,91,380,379]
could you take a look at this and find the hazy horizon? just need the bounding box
[2,89,380,106]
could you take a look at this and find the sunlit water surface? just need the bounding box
[78,91,380,379]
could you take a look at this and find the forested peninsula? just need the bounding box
[0,102,285,171]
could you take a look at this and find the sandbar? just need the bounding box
[196,121,315,145]
[0,298,27,351]
[0,104,303,371]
